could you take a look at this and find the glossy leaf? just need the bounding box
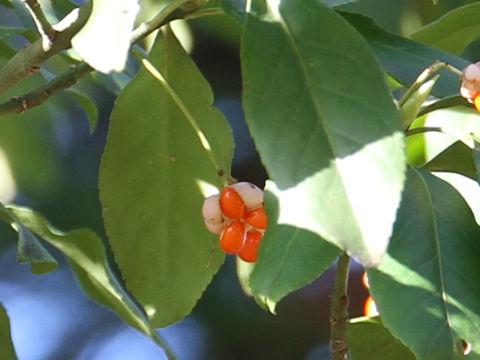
[0,203,58,274]
[406,106,480,167]
[72,0,140,73]
[241,0,405,267]
[434,172,480,227]
[368,168,480,360]
[409,3,480,55]
[7,205,157,339]
[348,317,416,360]
[343,12,469,98]
[99,28,233,327]
[249,182,341,312]
[66,89,99,134]
[424,141,477,180]
[0,303,17,360]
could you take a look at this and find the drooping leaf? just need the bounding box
[7,205,157,340]
[249,182,341,312]
[241,0,405,267]
[424,141,477,180]
[348,316,416,360]
[72,0,140,73]
[409,3,480,55]
[343,12,469,98]
[0,303,17,360]
[418,95,469,117]
[368,168,480,360]
[99,28,233,328]
[0,202,58,274]
[66,89,99,133]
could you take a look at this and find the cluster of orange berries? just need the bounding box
[202,182,268,262]
[362,272,379,318]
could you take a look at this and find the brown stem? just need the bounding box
[330,252,351,360]
[0,3,92,95]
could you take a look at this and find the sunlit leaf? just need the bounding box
[348,316,416,360]
[250,183,341,312]
[99,28,233,327]
[242,0,405,267]
[409,3,480,55]
[72,0,140,73]
[0,303,17,360]
[0,203,58,275]
[343,12,469,98]
[368,168,480,360]
[7,205,157,339]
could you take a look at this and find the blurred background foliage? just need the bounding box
[0,0,478,359]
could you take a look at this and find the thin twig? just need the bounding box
[0,0,223,116]
[399,61,463,108]
[0,63,93,115]
[330,253,351,360]
[22,0,56,49]
[0,3,92,95]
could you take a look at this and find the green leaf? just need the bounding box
[348,317,416,360]
[71,0,140,73]
[241,0,405,267]
[0,25,36,41]
[406,106,480,167]
[0,303,17,360]
[434,171,480,226]
[66,89,99,134]
[343,12,469,98]
[249,182,341,312]
[99,28,233,328]
[0,202,58,274]
[7,205,157,339]
[368,168,480,360]
[418,95,469,117]
[409,3,480,55]
[424,141,477,180]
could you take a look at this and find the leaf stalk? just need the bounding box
[330,252,351,360]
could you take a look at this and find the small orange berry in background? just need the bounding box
[220,220,246,254]
[244,207,268,229]
[220,187,245,219]
[363,296,379,317]
[238,231,263,262]
[474,93,480,113]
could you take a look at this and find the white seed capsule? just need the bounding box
[202,194,223,225]
[230,182,264,210]
[463,63,480,82]
[205,221,225,235]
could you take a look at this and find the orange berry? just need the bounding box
[363,296,379,317]
[244,206,268,229]
[474,93,480,113]
[238,230,263,262]
[220,187,245,219]
[220,220,246,254]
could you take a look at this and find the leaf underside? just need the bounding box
[99,28,233,328]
